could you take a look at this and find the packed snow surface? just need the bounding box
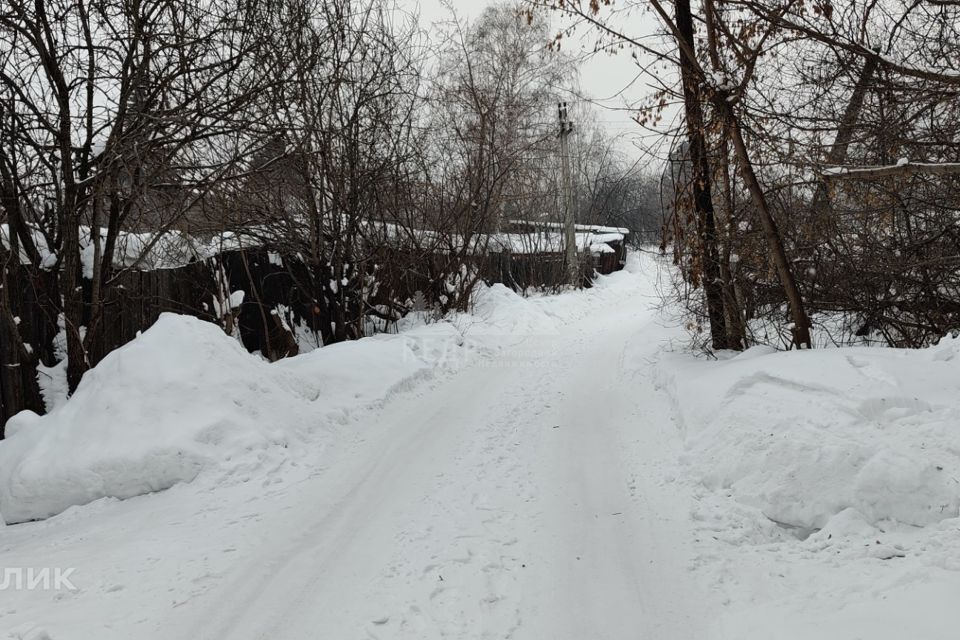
[1,251,960,639]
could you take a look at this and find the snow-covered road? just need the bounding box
[1,258,717,639]
[168,297,706,640]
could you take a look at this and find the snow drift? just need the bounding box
[0,257,651,524]
[0,314,441,524]
[664,334,960,533]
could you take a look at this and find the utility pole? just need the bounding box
[558,102,578,287]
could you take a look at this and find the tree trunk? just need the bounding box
[720,100,813,348]
[716,128,747,350]
[702,0,745,350]
[674,0,729,350]
[62,206,88,392]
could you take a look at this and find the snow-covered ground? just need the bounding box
[658,338,960,640]
[1,251,959,639]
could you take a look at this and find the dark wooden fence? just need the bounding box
[1,242,625,429]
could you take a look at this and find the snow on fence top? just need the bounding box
[486,231,622,256]
[506,219,630,235]
[3,217,628,274]
[1,224,253,274]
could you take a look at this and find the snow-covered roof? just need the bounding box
[507,219,630,235]
[2,216,626,274]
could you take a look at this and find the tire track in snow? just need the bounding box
[139,286,713,640]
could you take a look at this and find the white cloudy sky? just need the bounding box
[399,0,681,165]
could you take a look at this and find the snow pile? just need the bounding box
[657,332,960,640]
[528,253,654,324]
[0,253,654,524]
[468,283,563,336]
[0,314,439,524]
[665,334,960,533]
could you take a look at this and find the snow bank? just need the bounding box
[659,331,960,640]
[0,314,438,524]
[469,283,562,336]
[0,253,653,523]
[665,334,960,532]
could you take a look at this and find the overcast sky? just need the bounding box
[400,0,680,166]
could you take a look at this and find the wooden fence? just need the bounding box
[1,242,626,428]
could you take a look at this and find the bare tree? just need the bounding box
[0,0,284,395]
